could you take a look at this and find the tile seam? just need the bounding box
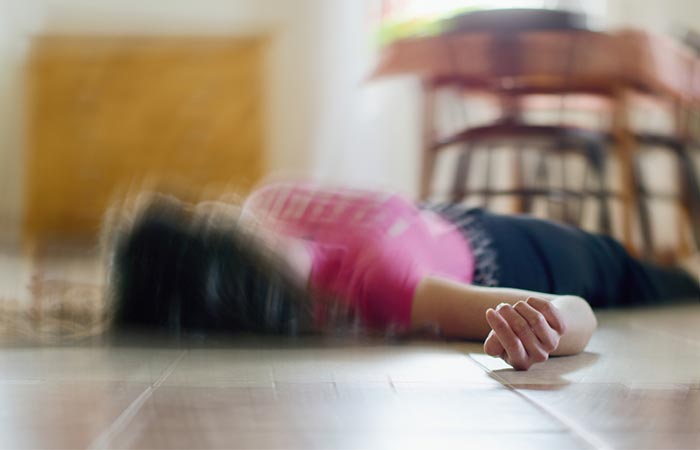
[468,353,614,450]
[86,349,187,450]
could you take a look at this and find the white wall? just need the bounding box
[0,0,28,243]
[606,0,700,32]
[308,0,422,196]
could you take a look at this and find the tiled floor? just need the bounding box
[0,306,698,449]
[1,245,699,449]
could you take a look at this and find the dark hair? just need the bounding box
[107,197,317,335]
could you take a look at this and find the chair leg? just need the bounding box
[559,150,575,224]
[420,83,437,200]
[612,88,638,254]
[483,145,494,209]
[520,148,536,214]
[678,150,700,250]
[633,156,655,260]
[584,138,612,235]
[512,143,526,213]
[596,162,613,236]
[420,148,436,201]
[574,155,590,227]
[451,143,473,203]
[533,149,553,219]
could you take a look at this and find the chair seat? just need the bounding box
[433,121,609,152]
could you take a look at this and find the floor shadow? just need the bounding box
[470,351,601,389]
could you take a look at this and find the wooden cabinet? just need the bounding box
[24,35,266,238]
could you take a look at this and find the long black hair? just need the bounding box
[105,195,319,335]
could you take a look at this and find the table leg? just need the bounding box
[612,87,641,256]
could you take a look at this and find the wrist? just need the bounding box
[550,296,596,356]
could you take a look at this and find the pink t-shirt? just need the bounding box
[244,182,474,330]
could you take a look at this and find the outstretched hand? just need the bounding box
[483,297,567,371]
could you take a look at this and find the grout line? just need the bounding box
[468,354,614,450]
[86,350,187,450]
[387,375,397,393]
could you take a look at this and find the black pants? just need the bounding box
[430,206,700,308]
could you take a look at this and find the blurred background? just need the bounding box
[0,0,699,266]
[1,3,699,447]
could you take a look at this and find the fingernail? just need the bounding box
[496,302,509,310]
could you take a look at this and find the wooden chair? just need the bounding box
[422,9,614,233]
[420,9,700,260]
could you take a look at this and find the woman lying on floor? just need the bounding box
[103,181,700,370]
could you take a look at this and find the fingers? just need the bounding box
[484,298,567,370]
[526,297,567,335]
[485,308,529,369]
[497,304,549,366]
[513,301,560,353]
[484,330,504,357]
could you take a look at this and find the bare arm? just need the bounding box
[411,276,597,357]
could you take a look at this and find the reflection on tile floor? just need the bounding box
[471,305,700,386]
[109,383,565,449]
[0,381,148,449]
[469,305,700,450]
[0,347,183,384]
[1,304,698,450]
[0,243,698,449]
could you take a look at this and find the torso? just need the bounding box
[243,182,474,329]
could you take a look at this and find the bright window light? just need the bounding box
[374,0,606,45]
[380,0,549,24]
